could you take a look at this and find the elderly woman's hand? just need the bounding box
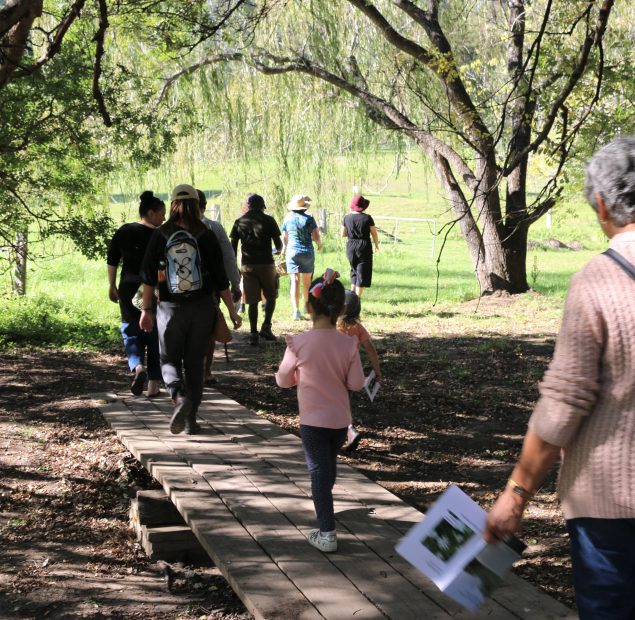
[484,486,527,544]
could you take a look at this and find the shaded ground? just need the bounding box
[0,302,575,618]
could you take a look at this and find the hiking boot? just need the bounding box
[131,368,147,396]
[343,426,362,452]
[170,394,192,434]
[308,529,337,553]
[184,410,201,435]
[248,332,259,346]
[259,324,277,341]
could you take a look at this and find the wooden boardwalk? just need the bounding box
[93,388,576,620]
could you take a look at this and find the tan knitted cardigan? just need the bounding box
[529,230,635,520]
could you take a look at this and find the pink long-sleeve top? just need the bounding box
[529,230,635,520]
[275,328,365,428]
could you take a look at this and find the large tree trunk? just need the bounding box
[434,150,530,295]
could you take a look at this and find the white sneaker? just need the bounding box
[308,529,337,553]
[293,309,302,320]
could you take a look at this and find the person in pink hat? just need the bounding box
[341,195,380,298]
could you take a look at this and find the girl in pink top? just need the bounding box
[276,269,365,553]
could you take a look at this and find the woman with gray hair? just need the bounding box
[484,136,635,619]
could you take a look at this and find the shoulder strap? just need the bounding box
[603,248,635,281]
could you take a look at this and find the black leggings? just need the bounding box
[300,424,347,532]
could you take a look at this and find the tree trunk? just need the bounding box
[11,229,27,296]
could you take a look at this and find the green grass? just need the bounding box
[0,152,609,350]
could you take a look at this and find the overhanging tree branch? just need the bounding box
[92,0,112,127]
[11,0,85,81]
[503,0,613,174]
[156,52,243,105]
[0,0,43,87]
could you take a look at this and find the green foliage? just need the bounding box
[45,212,117,261]
[0,294,119,350]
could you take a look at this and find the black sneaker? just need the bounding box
[248,332,259,346]
[131,369,147,396]
[259,325,277,341]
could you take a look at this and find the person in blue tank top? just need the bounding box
[281,194,323,320]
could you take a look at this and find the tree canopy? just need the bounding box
[3,0,634,295]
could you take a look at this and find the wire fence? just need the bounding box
[318,209,437,259]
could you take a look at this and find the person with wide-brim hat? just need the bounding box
[341,194,379,298]
[281,194,323,320]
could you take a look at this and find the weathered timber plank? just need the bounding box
[95,392,576,619]
[95,395,321,620]
[196,393,577,618]
[132,398,448,618]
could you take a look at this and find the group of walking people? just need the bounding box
[107,186,380,432]
[107,136,634,620]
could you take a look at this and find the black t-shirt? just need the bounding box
[141,223,229,303]
[343,213,375,241]
[107,222,155,282]
[230,210,281,265]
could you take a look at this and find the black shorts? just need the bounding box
[346,241,373,287]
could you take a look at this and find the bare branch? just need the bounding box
[11,0,86,80]
[503,0,614,174]
[92,0,112,127]
[156,52,243,105]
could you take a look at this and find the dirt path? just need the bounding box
[0,313,575,618]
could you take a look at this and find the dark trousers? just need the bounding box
[567,517,635,620]
[156,296,216,409]
[300,424,347,532]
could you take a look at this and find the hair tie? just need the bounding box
[309,268,340,298]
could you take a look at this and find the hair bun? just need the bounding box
[139,190,154,203]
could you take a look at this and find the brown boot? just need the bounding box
[184,409,201,435]
[169,394,191,434]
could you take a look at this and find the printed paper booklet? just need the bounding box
[395,485,526,611]
[364,370,380,402]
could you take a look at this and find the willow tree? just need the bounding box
[162,0,614,294]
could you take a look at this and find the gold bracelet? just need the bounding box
[507,478,534,501]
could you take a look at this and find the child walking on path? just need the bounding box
[337,289,382,452]
[275,269,365,553]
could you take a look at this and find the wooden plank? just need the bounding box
[195,393,577,618]
[95,395,321,620]
[95,392,576,619]
[132,398,446,618]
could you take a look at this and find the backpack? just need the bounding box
[163,228,204,296]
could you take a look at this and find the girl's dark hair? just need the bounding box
[168,198,205,233]
[341,289,361,325]
[139,190,165,217]
[308,276,345,325]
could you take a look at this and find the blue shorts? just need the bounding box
[286,252,314,274]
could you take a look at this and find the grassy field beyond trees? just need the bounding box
[0,152,606,351]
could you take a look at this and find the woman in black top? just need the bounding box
[341,194,380,298]
[140,184,242,435]
[107,191,166,397]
